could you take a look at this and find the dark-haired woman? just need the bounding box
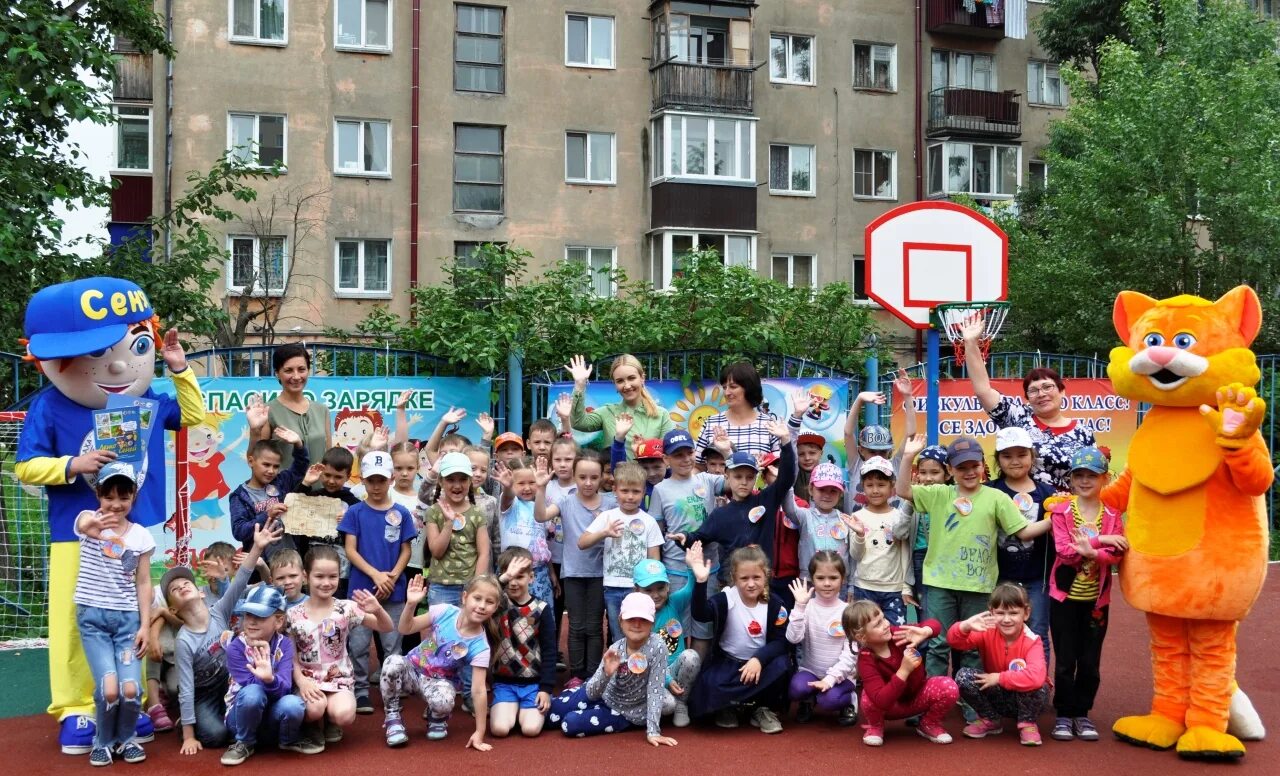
[261,343,331,468]
[960,320,1094,491]
[693,361,780,464]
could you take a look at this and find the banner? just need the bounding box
[149,376,492,552]
[549,378,852,466]
[890,378,1138,472]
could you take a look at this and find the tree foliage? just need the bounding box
[1034,0,1137,80]
[1002,0,1280,354]
[347,244,879,375]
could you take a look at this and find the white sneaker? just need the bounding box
[750,706,783,734]
[672,701,691,728]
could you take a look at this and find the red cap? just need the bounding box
[494,432,525,451]
[758,451,781,469]
[797,432,826,449]
[635,438,664,460]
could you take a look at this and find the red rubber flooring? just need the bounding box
[10,571,1278,775]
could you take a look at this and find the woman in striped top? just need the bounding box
[694,362,780,464]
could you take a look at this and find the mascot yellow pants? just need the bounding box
[48,542,94,720]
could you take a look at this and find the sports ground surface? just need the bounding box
[4,571,1277,775]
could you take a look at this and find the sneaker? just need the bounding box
[323,720,344,743]
[1074,717,1100,741]
[715,708,740,729]
[355,695,374,715]
[384,716,409,747]
[556,661,568,672]
[89,746,112,767]
[1052,717,1075,741]
[838,705,859,727]
[220,741,253,766]
[426,717,449,740]
[564,677,584,691]
[960,703,979,725]
[1019,724,1043,746]
[794,701,814,724]
[917,723,954,744]
[60,715,97,755]
[750,706,783,734]
[278,738,325,755]
[133,714,154,744]
[672,701,691,728]
[115,741,146,764]
[301,723,326,751]
[862,727,885,747]
[145,703,174,733]
[963,718,1004,739]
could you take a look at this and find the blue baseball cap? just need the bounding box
[24,277,154,360]
[662,429,694,453]
[97,460,138,485]
[235,584,287,618]
[918,445,949,466]
[726,451,760,472]
[1071,446,1109,474]
[633,558,669,587]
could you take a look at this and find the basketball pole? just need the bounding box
[926,325,941,446]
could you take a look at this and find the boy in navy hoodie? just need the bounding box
[230,429,310,560]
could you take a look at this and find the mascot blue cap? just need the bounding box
[24,277,154,360]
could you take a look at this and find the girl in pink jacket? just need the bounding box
[947,582,1050,746]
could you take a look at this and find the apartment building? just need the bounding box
[114,0,1066,346]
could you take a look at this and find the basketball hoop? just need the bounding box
[935,301,1011,362]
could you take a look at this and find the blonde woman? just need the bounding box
[567,354,675,460]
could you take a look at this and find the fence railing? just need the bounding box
[651,60,755,113]
[927,87,1021,138]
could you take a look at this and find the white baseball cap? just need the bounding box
[995,426,1035,452]
[361,450,393,479]
[858,456,896,479]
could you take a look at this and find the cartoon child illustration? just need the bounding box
[333,407,383,484]
[183,409,245,532]
[15,277,204,755]
[806,383,834,421]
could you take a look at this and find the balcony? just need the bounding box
[651,181,756,231]
[925,0,1006,39]
[651,60,754,113]
[927,88,1021,138]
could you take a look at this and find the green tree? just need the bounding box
[1034,0,1135,80]
[1003,0,1280,354]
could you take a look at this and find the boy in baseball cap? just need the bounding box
[493,432,526,466]
[848,456,913,626]
[795,432,827,503]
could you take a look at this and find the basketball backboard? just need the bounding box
[864,201,1008,330]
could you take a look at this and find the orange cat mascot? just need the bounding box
[1105,286,1270,760]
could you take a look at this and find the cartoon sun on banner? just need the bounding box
[668,383,727,440]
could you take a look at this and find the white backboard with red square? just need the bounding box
[864,202,1008,329]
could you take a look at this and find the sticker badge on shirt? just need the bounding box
[1008,658,1027,672]
[451,514,466,531]
[694,487,707,499]
[384,522,400,543]
[627,652,648,674]
[1012,493,1034,512]
[266,485,279,498]
[1081,524,1099,540]
[827,619,845,638]
[773,607,788,627]
[954,497,974,516]
[747,506,766,524]
[664,619,683,639]
[101,535,125,559]
[747,619,763,637]
[830,522,849,540]
[385,511,402,527]
[782,514,798,530]
[628,517,646,536]
[449,642,469,661]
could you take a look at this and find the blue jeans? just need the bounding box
[428,582,464,607]
[854,587,906,627]
[226,684,305,746]
[350,600,406,696]
[77,605,143,749]
[192,689,229,746]
[603,586,630,644]
[1024,578,1052,666]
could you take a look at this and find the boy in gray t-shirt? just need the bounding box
[162,522,280,755]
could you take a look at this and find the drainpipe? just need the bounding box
[408,0,422,320]
[914,0,923,201]
[164,0,174,259]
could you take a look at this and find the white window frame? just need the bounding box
[933,49,996,91]
[564,13,615,69]
[334,238,392,297]
[853,148,897,200]
[648,230,756,290]
[767,143,816,196]
[334,0,392,52]
[333,118,391,177]
[227,112,287,170]
[228,0,288,46]
[1027,60,1065,106]
[565,245,617,297]
[650,112,757,183]
[852,42,897,91]
[565,131,616,185]
[769,32,815,85]
[226,235,287,296]
[927,141,1022,198]
[113,104,151,174]
[770,253,816,290]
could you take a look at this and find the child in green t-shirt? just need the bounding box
[896,435,1034,689]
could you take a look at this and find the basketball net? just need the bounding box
[935,302,1010,362]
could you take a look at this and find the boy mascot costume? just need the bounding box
[15,278,204,754]
[1105,285,1270,760]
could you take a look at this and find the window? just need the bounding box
[853,149,896,199]
[768,144,815,195]
[566,14,614,67]
[335,239,390,295]
[852,255,867,301]
[114,105,150,172]
[456,5,504,93]
[453,241,509,283]
[1027,61,1064,106]
[1028,160,1048,188]
[657,12,751,66]
[334,119,389,176]
[454,124,503,212]
[335,0,389,50]
[230,0,286,44]
[566,246,616,297]
[928,141,1020,198]
[771,254,815,289]
[649,231,754,289]
[227,235,286,295]
[769,33,813,84]
[228,113,285,168]
[853,43,895,90]
[931,50,995,91]
[565,131,615,184]
[651,113,756,182]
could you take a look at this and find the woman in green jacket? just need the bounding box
[567,353,675,459]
